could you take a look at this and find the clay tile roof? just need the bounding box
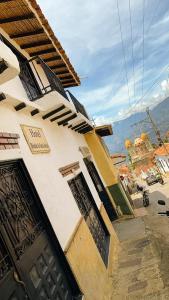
[111,153,126,159]
[0,0,80,88]
[154,144,169,156]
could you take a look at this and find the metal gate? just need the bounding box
[84,158,117,221]
[68,173,109,266]
[0,160,81,300]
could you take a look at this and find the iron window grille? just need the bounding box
[68,172,110,266]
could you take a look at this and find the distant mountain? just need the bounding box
[105,97,169,154]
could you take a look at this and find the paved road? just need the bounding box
[147,178,169,215]
[111,178,169,299]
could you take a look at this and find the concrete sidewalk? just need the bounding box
[111,217,169,299]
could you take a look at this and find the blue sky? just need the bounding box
[38,0,169,124]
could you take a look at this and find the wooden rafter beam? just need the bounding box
[0,0,16,2]
[15,102,26,111]
[29,47,56,57]
[58,113,77,125]
[76,125,89,132]
[0,13,35,24]
[62,79,75,85]
[10,28,44,39]
[75,124,88,131]
[31,109,39,116]
[61,78,74,82]
[41,56,61,63]
[20,40,51,49]
[62,83,77,88]
[42,105,65,120]
[55,70,69,75]
[71,122,86,130]
[50,64,66,70]
[59,75,73,80]
[50,110,72,122]
[79,126,92,134]
[0,93,6,101]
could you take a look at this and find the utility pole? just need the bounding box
[146,107,169,155]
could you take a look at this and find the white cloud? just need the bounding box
[93,115,115,126]
[161,79,169,91]
[37,0,169,123]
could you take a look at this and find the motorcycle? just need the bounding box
[143,189,149,207]
[137,185,150,207]
[156,173,164,185]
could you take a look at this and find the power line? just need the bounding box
[109,0,160,113]
[146,0,160,36]
[128,0,160,110]
[146,107,169,154]
[128,0,135,100]
[116,0,131,106]
[126,63,169,116]
[142,0,145,97]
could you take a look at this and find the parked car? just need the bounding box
[146,174,158,186]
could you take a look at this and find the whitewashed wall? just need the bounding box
[156,156,169,174]
[0,27,104,249]
[0,102,102,249]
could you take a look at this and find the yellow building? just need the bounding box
[85,125,134,216]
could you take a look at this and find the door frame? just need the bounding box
[0,158,82,299]
[83,157,117,221]
[68,172,110,266]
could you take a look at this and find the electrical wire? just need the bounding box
[146,0,160,36]
[142,0,145,97]
[128,0,135,100]
[126,62,169,116]
[116,0,131,106]
[110,0,161,113]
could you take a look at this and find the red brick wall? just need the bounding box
[0,132,20,150]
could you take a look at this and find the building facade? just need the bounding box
[0,1,119,299]
[85,126,134,216]
[125,133,155,176]
[154,144,169,174]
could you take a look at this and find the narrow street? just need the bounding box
[111,178,169,299]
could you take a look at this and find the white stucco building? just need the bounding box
[154,144,169,174]
[0,1,119,299]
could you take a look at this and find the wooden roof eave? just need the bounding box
[26,0,80,86]
[0,0,80,87]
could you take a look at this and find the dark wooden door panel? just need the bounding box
[0,160,81,300]
[0,234,28,300]
[19,232,73,300]
[68,173,110,266]
[84,158,117,221]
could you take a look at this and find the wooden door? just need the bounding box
[68,173,110,266]
[84,158,117,221]
[0,160,81,300]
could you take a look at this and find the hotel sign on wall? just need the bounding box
[21,125,50,154]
